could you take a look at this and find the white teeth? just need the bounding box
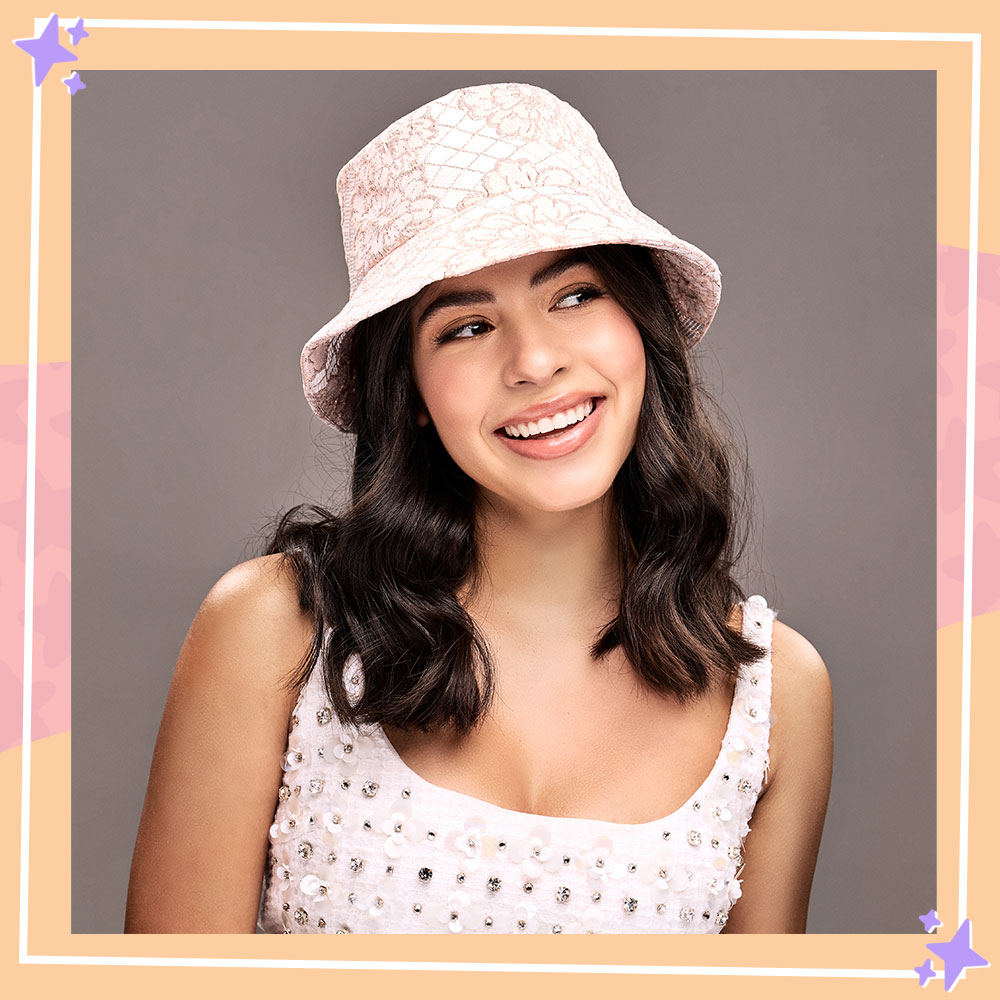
[502,399,597,439]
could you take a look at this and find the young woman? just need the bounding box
[125,83,832,935]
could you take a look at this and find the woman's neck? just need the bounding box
[465,493,623,642]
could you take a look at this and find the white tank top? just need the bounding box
[258,596,775,934]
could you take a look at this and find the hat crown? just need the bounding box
[337,83,626,294]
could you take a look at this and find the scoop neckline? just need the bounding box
[369,666,749,831]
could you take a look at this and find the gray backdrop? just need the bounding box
[71,71,936,933]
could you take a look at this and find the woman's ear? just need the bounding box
[416,409,430,428]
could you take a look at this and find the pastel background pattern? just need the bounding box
[0,244,992,752]
[1,361,70,753]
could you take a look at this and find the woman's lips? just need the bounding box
[493,397,605,460]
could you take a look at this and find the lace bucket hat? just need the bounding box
[302,82,721,432]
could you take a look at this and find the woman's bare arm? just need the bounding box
[723,619,833,933]
[125,554,314,933]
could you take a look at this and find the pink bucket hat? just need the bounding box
[302,82,721,431]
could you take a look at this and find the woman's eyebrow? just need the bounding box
[414,251,593,329]
[528,250,591,288]
[415,290,494,329]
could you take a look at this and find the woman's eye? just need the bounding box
[435,320,491,344]
[555,285,604,309]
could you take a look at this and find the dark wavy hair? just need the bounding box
[265,244,763,734]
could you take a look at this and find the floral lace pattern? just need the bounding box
[301,83,722,432]
[258,598,774,934]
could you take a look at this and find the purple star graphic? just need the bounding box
[926,918,990,992]
[62,71,85,96]
[919,909,942,933]
[914,959,936,987]
[13,13,77,87]
[66,18,88,46]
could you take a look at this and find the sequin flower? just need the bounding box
[513,900,539,933]
[379,800,425,859]
[510,825,563,878]
[282,748,308,772]
[638,855,674,895]
[447,816,495,869]
[322,810,346,843]
[712,801,733,824]
[332,725,374,770]
[362,879,394,920]
[437,890,472,933]
[578,835,626,886]
[728,877,743,905]
[579,905,606,934]
[300,873,334,907]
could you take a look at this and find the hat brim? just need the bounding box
[302,184,720,430]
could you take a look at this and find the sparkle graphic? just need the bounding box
[914,959,936,987]
[13,13,77,86]
[61,70,85,95]
[926,919,990,992]
[919,909,942,933]
[66,17,88,45]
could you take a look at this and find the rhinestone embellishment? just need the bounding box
[401,788,410,799]
[484,916,494,927]
[688,830,702,846]
[418,867,433,882]
[523,882,533,894]
[308,778,324,794]
[278,785,291,801]
[738,778,753,793]
[316,707,332,725]
[552,924,563,933]
[656,904,666,915]
[361,780,379,797]
[456,872,466,884]
[622,897,638,913]
[349,857,365,872]
[591,892,602,902]
[293,907,308,925]
[486,876,502,893]
[297,842,313,859]
[680,906,696,922]
[555,886,571,903]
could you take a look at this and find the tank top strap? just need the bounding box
[720,595,776,841]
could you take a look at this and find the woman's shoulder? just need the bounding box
[767,616,833,782]
[184,553,316,693]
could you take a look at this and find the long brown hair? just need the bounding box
[265,244,763,733]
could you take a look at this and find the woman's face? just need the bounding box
[410,249,646,515]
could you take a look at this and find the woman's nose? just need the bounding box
[501,315,570,387]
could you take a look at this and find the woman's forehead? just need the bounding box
[410,248,596,319]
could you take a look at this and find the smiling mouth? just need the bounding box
[498,398,599,439]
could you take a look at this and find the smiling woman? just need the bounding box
[125,83,832,935]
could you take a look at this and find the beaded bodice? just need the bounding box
[258,596,775,934]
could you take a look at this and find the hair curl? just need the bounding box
[265,244,763,734]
